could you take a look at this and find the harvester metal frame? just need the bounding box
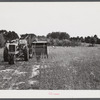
[32,41,48,59]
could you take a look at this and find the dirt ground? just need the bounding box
[0,48,41,89]
[0,46,100,90]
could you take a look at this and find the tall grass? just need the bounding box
[39,46,100,89]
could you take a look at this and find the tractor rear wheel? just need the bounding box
[23,47,29,61]
[3,47,8,62]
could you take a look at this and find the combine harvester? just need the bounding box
[3,34,48,64]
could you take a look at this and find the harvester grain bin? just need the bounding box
[32,41,48,59]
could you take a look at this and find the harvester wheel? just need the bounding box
[3,47,8,62]
[24,47,29,61]
[8,54,14,64]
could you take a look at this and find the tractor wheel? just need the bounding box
[23,47,29,61]
[8,54,14,64]
[3,47,8,62]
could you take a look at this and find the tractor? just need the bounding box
[3,34,35,64]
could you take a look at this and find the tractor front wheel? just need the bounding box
[23,47,29,61]
[8,54,15,64]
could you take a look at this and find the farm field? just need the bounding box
[0,46,100,89]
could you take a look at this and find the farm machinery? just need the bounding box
[3,34,35,64]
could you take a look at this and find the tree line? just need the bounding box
[46,32,100,46]
[0,30,19,47]
[0,30,100,47]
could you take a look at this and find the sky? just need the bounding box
[0,2,100,38]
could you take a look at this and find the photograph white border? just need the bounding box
[0,2,100,98]
[0,90,100,98]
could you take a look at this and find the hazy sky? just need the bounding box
[0,2,100,38]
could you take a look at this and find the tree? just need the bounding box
[21,33,36,39]
[47,32,70,40]
[0,30,8,42]
[62,39,71,46]
[7,31,19,41]
[59,32,70,40]
[37,35,46,41]
[47,32,60,39]
[85,36,91,43]
[0,29,19,47]
[80,36,84,42]
[0,34,5,47]
[93,34,98,44]
[89,35,98,46]
[97,39,100,44]
[90,36,96,46]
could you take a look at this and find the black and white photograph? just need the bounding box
[0,2,100,92]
